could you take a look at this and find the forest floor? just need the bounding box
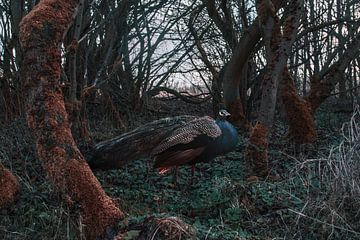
[1,99,360,240]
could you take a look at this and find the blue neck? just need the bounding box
[214,119,239,155]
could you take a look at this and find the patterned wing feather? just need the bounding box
[151,116,222,155]
[88,115,197,169]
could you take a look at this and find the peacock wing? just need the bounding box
[88,115,197,169]
[151,116,222,156]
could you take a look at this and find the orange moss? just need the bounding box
[256,0,276,23]
[305,74,335,114]
[245,123,269,177]
[64,159,123,238]
[281,67,317,143]
[228,99,249,132]
[0,164,20,209]
[19,0,124,239]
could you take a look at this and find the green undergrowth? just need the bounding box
[1,109,360,239]
[94,152,315,239]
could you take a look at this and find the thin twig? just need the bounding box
[288,209,360,236]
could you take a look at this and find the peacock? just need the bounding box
[88,109,239,179]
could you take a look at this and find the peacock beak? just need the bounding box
[218,109,231,118]
[223,110,231,116]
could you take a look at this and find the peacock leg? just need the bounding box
[172,167,178,185]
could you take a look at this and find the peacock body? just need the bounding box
[152,114,239,172]
[88,110,239,172]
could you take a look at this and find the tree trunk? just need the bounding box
[204,0,237,50]
[19,1,124,239]
[281,67,316,143]
[0,163,19,209]
[256,0,301,129]
[66,0,90,140]
[245,0,302,177]
[222,23,260,130]
[245,123,269,177]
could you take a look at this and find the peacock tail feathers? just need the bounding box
[89,115,197,169]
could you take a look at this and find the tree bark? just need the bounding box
[66,0,90,140]
[245,0,302,176]
[245,123,269,177]
[0,163,19,209]
[19,1,124,239]
[256,0,302,129]
[204,0,237,50]
[10,0,24,67]
[222,23,260,130]
[281,67,316,143]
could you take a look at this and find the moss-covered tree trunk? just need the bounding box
[0,163,19,209]
[19,1,124,239]
[245,123,269,177]
[281,67,317,143]
[245,0,301,177]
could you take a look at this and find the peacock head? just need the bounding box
[218,109,231,120]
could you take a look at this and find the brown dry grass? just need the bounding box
[138,216,196,240]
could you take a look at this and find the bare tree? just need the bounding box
[306,33,360,113]
[0,0,27,120]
